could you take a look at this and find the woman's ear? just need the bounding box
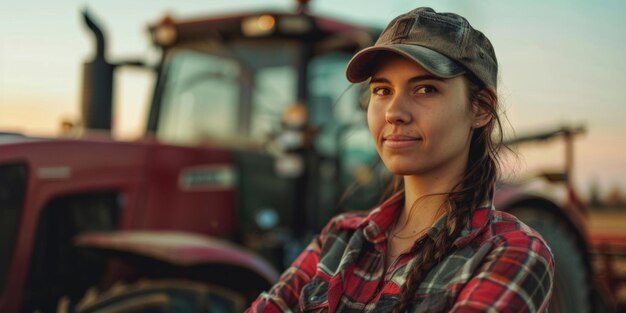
[471,89,495,128]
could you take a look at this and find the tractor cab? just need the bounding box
[147,10,376,149]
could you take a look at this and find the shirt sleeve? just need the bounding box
[449,232,555,313]
[246,234,323,313]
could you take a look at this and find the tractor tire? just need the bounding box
[57,279,247,313]
[509,206,591,313]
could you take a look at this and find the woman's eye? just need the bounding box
[415,86,437,94]
[372,87,391,96]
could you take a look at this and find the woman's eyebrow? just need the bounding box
[370,74,445,84]
[408,74,445,83]
[370,77,390,84]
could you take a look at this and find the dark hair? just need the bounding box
[390,75,504,312]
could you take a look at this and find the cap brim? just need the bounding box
[346,44,466,83]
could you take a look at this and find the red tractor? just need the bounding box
[0,2,617,312]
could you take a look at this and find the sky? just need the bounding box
[1,0,625,200]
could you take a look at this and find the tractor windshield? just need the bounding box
[156,40,299,146]
[154,39,366,150]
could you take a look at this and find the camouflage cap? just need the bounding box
[346,7,497,90]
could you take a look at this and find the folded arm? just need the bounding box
[450,233,555,313]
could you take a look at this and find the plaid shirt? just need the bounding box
[248,192,554,312]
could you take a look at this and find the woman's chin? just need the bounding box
[385,164,426,177]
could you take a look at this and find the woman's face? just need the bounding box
[367,54,476,179]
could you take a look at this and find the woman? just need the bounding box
[248,7,554,312]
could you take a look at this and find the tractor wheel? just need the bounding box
[509,206,591,313]
[57,279,247,313]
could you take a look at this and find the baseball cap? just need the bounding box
[346,7,497,90]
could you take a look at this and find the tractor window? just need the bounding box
[308,52,383,217]
[156,41,300,145]
[309,52,364,127]
[157,51,240,145]
[250,66,296,141]
[236,40,298,141]
[308,52,374,157]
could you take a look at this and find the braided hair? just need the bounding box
[391,76,503,313]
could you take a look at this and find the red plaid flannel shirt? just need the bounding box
[248,192,554,312]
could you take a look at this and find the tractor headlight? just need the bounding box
[242,15,276,37]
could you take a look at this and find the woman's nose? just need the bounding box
[385,95,411,125]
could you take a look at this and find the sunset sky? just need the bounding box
[1,0,625,199]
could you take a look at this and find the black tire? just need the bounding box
[509,206,591,313]
[58,279,247,313]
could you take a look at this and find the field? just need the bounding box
[588,208,626,308]
[589,208,626,234]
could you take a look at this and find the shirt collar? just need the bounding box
[451,204,493,247]
[357,192,493,248]
[360,192,404,244]
[421,203,494,248]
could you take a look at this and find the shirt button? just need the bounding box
[310,296,318,301]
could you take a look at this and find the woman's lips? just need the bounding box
[383,135,422,149]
